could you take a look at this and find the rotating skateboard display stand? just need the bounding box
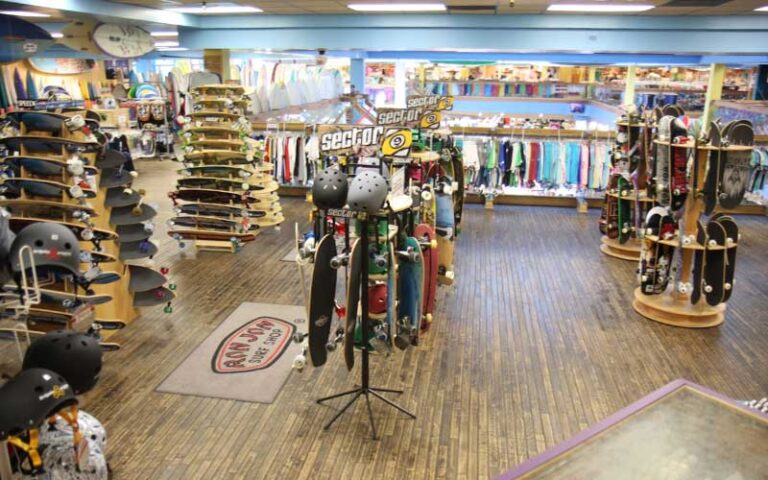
[632,135,739,328]
[316,215,416,440]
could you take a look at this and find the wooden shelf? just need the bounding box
[654,139,696,148]
[605,191,656,202]
[632,287,725,328]
[600,236,641,261]
[643,234,736,251]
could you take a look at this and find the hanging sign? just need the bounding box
[317,124,412,158]
[405,95,454,111]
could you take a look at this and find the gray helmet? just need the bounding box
[0,368,76,440]
[23,331,103,395]
[347,170,388,214]
[10,223,81,277]
[312,165,348,209]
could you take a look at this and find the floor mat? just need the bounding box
[157,303,305,403]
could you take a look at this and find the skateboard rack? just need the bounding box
[632,116,752,328]
[316,215,416,439]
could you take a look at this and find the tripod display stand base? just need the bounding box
[317,385,416,440]
[632,287,725,328]
[600,236,641,261]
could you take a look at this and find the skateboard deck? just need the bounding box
[172,188,278,207]
[1,156,98,177]
[703,220,727,306]
[116,223,153,242]
[599,175,619,239]
[189,139,244,151]
[616,175,632,244]
[718,121,754,209]
[0,136,102,157]
[175,202,279,219]
[133,286,175,307]
[690,220,707,305]
[168,229,256,242]
[9,217,117,241]
[0,199,97,218]
[450,146,465,229]
[119,240,158,261]
[109,204,157,226]
[178,165,256,179]
[435,191,455,285]
[655,116,673,207]
[99,168,134,188]
[5,111,76,136]
[308,234,337,367]
[170,215,252,232]
[40,288,112,306]
[191,84,246,96]
[716,216,738,303]
[384,241,397,352]
[669,122,689,212]
[187,111,240,120]
[2,178,97,199]
[398,236,423,345]
[177,176,279,193]
[97,150,129,169]
[638,207,666,295]
[59,19,101,55]
[702,121,722,215]
[105,187,142,208]
[413,224,438,325]
[128,265,167,293]
[345,238,362,371]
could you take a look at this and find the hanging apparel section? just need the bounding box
[457,137,612,195]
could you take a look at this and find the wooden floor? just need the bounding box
[2,159,767,479]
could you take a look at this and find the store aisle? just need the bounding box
[2,160,766,479]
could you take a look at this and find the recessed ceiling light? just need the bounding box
[50,32,64,39]
[547,4,654,12]
[755,6,768,11]
[0,10,51,17]
[348,3,446,12]
[157,47,189,51]
[155,40,180,47]
[166,4,262,14]
[151,31,179,37]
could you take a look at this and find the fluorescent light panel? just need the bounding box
[50,32,64,39]
[547,4,655,12]
[755,6,768,11]
[0,10,50,17]
[157,47,189,51]
[348,3,446,12]
[151,31,178,37]
[155,40,180,47]
[166,5,262,14]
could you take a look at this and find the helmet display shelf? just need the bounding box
[632,111,754,328]
[0,110,173,339]
[169,84,283,253]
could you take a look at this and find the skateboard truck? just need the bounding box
[330,253,349,269]
[396,248,419,263]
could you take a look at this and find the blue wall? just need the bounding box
[453,99,618,126]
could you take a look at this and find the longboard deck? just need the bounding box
[97,150,129,169]
[718,122,753,209]
[717,216,738,303]
[9,217,117,241]
[1,155,99,177]
[128,265,167,293]
[345,238,362,371]
[656,116,673,207]
[616,176,632,244]
[99,168,134,189]
[398,236,423,344]
[133,286,175,307]
[169,215,252,232]
[105,187,142,208]
[702,121,722,215]
[116,223,153,242]
[308,234,337,367]
[0,136,102,157]
[176,177,279,193]
[0,198,97,217]
[690,220,707,305]
[168,229,257,242]
[119,240,158,260]
[2,178,97,199]
[414,224,438,325]
[109,204,157,226]
[703,220,727,306]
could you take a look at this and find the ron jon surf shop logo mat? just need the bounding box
[157,303,305,403]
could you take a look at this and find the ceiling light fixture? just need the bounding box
[166,3,263,14]
[348,3,446,12]
[755,6,768,11]
[157,47,189,51]
[50,32,64,39]
[155,40,180,47]
[0,10,51,17]
[547,4,654,12]
[151,31,179,37]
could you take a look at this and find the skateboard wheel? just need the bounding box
[704,285,713,293]
[726,237,734,244]
[421,190,433,201]
[621,227,628,234]
[641,275,648,282]
[241,183,250,190]
[646,228,653,235]
[677,283,688,294]
[132,206,143,216]
[682,236,692,245]
[325,342,337,352]
[708,239,717,247]
[292,354,306,371]
[129,171,139,178]
[724,283,732,290]
[425,313,433,323]
[81,229,94,241]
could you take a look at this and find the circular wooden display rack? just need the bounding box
[632,287,725,328]
[600,236,641,261]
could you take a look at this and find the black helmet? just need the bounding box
[347,170,388,214]
[23,331,103,395]
[0,368,76,440]
[0,209,15,285]
[312,165,348,209]
[670,117,689,139]
[10,223,81,277]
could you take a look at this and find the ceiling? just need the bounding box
[105,0,768,15]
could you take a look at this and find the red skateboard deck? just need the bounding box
[414,223,437,327]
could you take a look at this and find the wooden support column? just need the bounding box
[204,49,231,82]
[702,63,726,130]
[624,65,637,107]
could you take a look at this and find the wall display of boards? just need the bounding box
[0,109,175,348]
[169,84,284,253]
[290,120,463,437]
[632,108,754,328]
